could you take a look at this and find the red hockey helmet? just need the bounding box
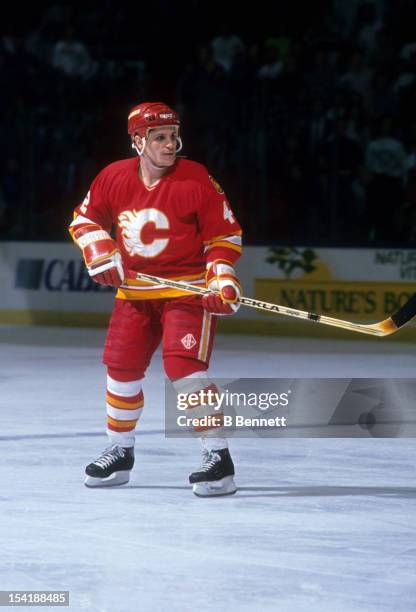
[127,102,180,138]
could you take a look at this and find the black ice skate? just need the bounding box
[84,445,134,487]
[189,448,237,497]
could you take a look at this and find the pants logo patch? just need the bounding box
[181,333,197,350]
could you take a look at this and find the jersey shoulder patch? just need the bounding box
[175,159,224,195]
[208,175,224,194]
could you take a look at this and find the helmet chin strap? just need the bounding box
[131,135,183,166]
[131,137,145,157]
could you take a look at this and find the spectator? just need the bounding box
[258,42,283,79]
[355,1,384,60]
[52,27,95,79]
[338,51,373,110]
[364,118,407,240]
[210,21,245,73]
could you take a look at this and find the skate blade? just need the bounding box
[84,470,130,488]
[192,475,237,497]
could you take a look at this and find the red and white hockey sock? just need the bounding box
[106,374,144,448]
[173,371,228,446]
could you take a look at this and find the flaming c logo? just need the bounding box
[118,208,170,258]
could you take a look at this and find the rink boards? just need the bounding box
[0,241,415,339]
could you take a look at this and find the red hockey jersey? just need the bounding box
[70,157,242,300]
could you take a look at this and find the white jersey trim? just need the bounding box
[69,214,96,228]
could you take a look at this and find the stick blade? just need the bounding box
[367,318,399,336]
[367,294,416,337]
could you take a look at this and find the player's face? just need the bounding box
[144,127,178,167]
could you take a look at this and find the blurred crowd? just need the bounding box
[2,0,416,245]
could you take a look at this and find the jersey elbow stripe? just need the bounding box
[69,214,98,228]
[205,241,242,253]
[221,235,242,245]
[203,232,242,245]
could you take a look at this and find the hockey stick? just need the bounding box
[135,272,416,337]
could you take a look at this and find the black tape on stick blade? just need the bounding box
[391,294,416,328]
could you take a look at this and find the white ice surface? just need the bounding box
[0,326,416,612]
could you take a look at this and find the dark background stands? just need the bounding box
[2,0,416,247]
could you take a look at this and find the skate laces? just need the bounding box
[93,445,125,468]
[199,451,220,473]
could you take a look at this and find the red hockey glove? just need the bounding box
[72,224,124,287]
[202,260,242,315]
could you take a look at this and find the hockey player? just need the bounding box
[69,102,242,496]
